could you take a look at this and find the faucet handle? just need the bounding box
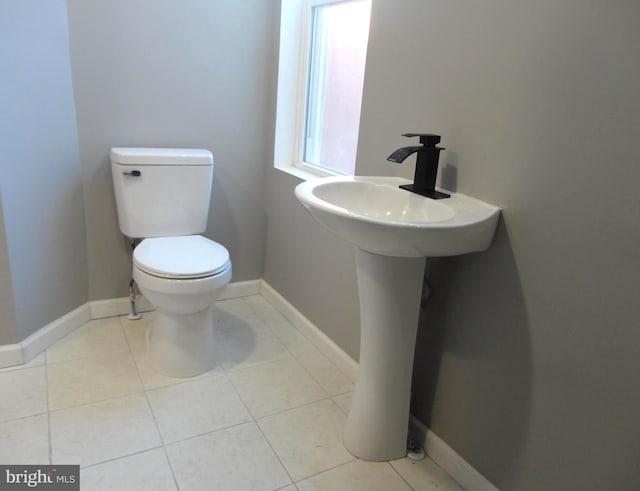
[402,133,441,147]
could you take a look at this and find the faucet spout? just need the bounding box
[386,146,424,163]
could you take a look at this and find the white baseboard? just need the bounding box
[0,343,23,368]
[4,303,92,368]
[220,279,262,300]
[89,280,262,319]
[259,281,358,383]
[90,296,154,319]
[410,415,499,491]
[0,279,263,370]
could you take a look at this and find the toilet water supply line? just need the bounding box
[128,239,142,320]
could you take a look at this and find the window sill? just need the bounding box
[275,162,343,182]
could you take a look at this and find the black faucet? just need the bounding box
[387,133,449,199]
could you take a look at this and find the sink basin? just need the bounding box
[294,175,501,461]
[295,176,501,257]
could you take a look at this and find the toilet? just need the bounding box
[110,147,232,377]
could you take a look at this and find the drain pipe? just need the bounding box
[406,279,432,461]
[128,239,142,320]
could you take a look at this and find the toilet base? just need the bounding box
[146,308,215,377]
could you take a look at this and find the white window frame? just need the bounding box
[274,0,367,180]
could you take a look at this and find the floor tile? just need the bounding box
[122,314,221,390]
[147,374,251,444]
[332,392,354,415]
[216,323,290,371]
[213,306,271,338]
[46,317,129,364]
[166,422,291,491]
[0,352,45,373]
[213,298,261,323]
[0,414,49,464]
[391,456,464,491]
[50,393,162,467]
[118,311,157,355]
[297,459,412,491]
[266,319,318,356]
[295,351,354,396]
[0,294,462,491]
[81,448,177,491]
[258,399,352,481]
[0,366,47,421]
[47,351,143,410]
[228,357,327,418]
[244,295,287,322]
[118,312,154,348]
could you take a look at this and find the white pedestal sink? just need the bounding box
[295,176,501,461]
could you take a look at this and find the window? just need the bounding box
[275,0,372,178]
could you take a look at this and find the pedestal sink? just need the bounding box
[295,176,501,461]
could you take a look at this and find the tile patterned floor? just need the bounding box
[0,295,464,491]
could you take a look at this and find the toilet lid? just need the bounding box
[134,235,230,279]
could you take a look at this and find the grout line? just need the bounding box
[78,444,165,471]
[0,359,45,374]
[141,369,225,394]
[45,347,134,367]
[221,349,294,375]
[0,410,49,425]
[116,315,146,390]
[142,391,181,491]
[289,352,354,398]
[118,315,181,491]
[158,418,256,449]
[226,367,296,487]
[330,395,352,417]
[273,484,299,491]
[47,387,147,415]
[43,390,144,414]
[279,350,333,400]
[246,416,296,487]
[220,351,295,376]
[290,457,359,485]
[253,392,336,423]
[388,460,418,491]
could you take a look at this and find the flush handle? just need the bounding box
[123,170,142,177]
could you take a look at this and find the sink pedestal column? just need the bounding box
[344,248,426,461]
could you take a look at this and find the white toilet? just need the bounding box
[110,147,232,377]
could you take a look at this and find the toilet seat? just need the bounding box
[134,235,230,280]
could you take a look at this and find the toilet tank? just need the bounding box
[111,147,214,238]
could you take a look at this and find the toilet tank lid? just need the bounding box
[110,147,213,166]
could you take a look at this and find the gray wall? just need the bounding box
[264,0,640,489]
[66,0,278,300]
[0,200,18,345]
[0,0,88,343]
[0,0,637,486]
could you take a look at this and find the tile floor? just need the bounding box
[0,295,464,491]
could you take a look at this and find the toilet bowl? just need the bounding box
[133,235,232,377]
